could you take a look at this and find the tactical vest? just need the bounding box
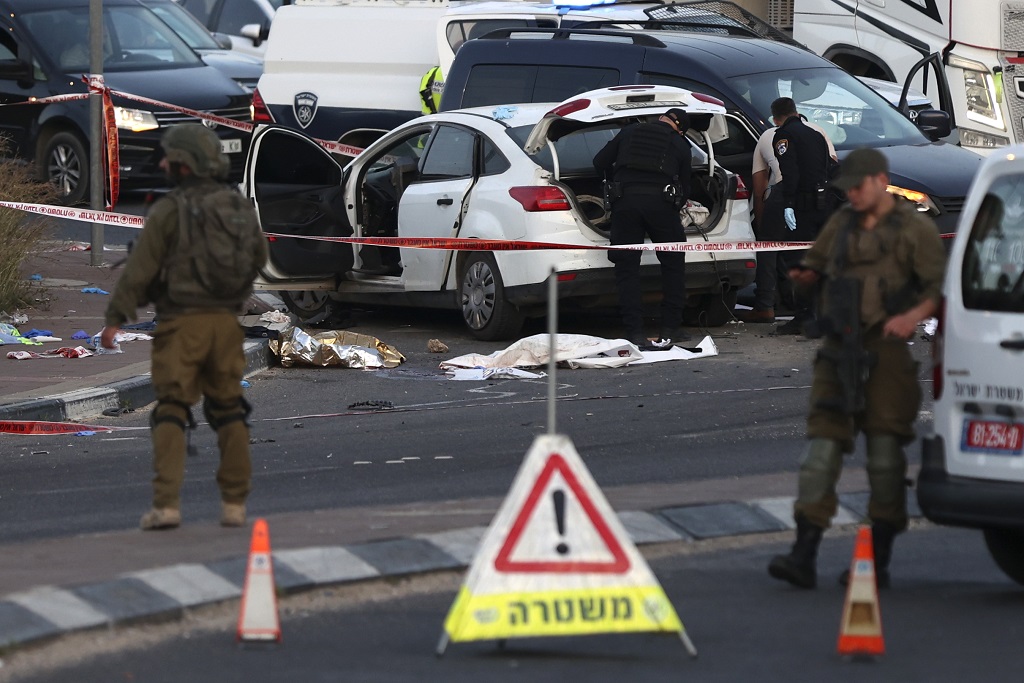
[828,203,921,328]
[616,123,678,177]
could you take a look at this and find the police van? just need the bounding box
[918,146,1024,586]
[793,0,1020,154]
[251,0,782,151]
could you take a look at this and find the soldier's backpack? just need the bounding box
[164,183,264,309]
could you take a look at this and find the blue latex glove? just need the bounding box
[784,207,797,231]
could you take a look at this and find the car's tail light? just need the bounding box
[251,88,273,123]
[932,295,945,400]
[548,99,590,117]
[509,186,572,212]
[733,174,750,200]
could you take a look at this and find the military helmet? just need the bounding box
[160,123,229,179]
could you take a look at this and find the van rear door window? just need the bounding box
[462,65,619,109]
[961,174,1024,313]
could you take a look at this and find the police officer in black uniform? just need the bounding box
[593,108,693,349]
[772,97,834,334]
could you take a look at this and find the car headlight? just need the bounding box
[887,185,938,214]
[113,107,159,133]
[948,54,1005,130]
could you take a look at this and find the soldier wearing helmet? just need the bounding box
[101,124,267,532]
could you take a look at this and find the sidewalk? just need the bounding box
[0,244,272,422]
[0,467,921,651]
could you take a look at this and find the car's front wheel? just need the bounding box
[40,131,89,206]
[279,290,345,326]
[459,253,523,341]
[983,528,1024,585]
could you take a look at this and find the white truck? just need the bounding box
[793,0,1021,154]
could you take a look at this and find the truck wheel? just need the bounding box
[40,131,89,206]
[459,253,523,341]
[983,528,1024,585]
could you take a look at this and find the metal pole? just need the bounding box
[89,0,105,265]
[546,267,557,435]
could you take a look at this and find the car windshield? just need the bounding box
[506,123,708,175]
[727,67,926,150]
[143,0,222,51]
[23,5,202,73]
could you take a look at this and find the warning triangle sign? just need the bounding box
[439,434,694,655]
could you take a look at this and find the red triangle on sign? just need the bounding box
[494,453,630,574]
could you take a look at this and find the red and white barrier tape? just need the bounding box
[0,201,144,227]
[0,420,115,435]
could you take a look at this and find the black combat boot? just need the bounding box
[839,521,899,588]
[768,516,824,589]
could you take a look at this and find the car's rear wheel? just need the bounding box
[983,528,1024,585]
[460,253,523,341]
[685,287,738,327]
[40,131,89,206]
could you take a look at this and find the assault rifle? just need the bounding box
[805,275,876,415]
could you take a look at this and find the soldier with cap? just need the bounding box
[101,124,268,531]
[767,147,946,589]
[593,108,693,349]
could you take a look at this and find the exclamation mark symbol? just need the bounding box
[553,489,569,555]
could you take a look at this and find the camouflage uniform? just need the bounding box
[796,199,946,531]
[105,125,267,528]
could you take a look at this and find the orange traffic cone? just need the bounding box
[837,526,884,657]
[237,518,281,642]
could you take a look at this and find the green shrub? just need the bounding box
[0,142,55,312]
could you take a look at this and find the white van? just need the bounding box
[793,0,1019,154]
[918,146,1024,586]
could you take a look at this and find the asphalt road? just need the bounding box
[0,309,832,543]
[6,525,1021,683]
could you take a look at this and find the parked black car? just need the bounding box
[441,26,984,232]
[0,0,252,204]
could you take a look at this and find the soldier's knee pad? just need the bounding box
[866,434,908,499]
[151,400,194,433]
[797,438,844,504]
[203,396,251,431]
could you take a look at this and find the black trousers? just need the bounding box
[608,193,686,338]
[753,191,830,315]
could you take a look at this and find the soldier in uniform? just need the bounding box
[593,108,693,350]
[767,148,946,589]
[771,97,835,334]
[101,125,268,531]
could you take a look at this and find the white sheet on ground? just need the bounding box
[440,333,717,376]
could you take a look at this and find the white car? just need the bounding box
[175,0,285,56]
[918,145,1024,585]
[245,85,756,340]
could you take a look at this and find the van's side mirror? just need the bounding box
[0,59,32,83]
[916,109,951,141]
[240,22,270,47]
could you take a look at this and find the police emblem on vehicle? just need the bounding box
[293,92,318,129]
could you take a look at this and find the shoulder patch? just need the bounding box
[775,139,788,156]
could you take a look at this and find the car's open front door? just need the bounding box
[244,125,353,282]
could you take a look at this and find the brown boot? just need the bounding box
[736,308,775,323]
[220,502,247,527]
[140,507,181,531]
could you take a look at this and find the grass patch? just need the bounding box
[0,140,55,313]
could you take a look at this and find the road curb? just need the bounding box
[0,495,922,650]
[0,339,273,423]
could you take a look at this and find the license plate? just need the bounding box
[607,100,687,110]
[961,419,1024,455]
[221,139,242,154]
